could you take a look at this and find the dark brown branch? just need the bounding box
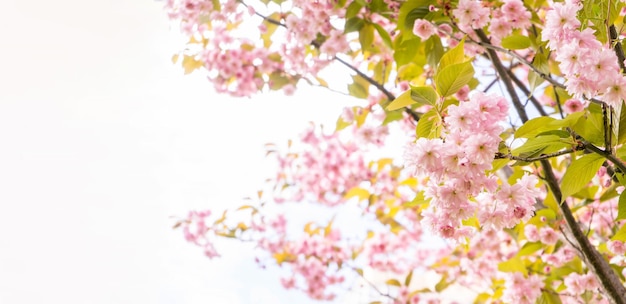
[603,104,613,155]
[584,141,626,174]
[540,159,626,304]
[475,29,528,122]
[482,76,499,93]
[333,56,394,101]
[477,25,626,303]
[609,25,626,72]
[553,85,565,119]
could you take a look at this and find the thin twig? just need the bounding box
[505,68,549,116]
[495,148,578,162]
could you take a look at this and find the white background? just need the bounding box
[0,1,362,303]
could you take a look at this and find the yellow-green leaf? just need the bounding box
[182,55,204,74]
[416,108,440,139]
[501,34,531,50]
[560,153,605,202]
[387,89,416,110]
[515,116,556,138]
[498,256,527,275]
[435,60,474,97]
[359,23,375,52]
[617,191,626,220]
[410,85,438,106]
[612,223,626,242]
[344,187,370,201]
[438,37,465,71]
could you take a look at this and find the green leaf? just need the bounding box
[344,187,370,201]
[424,36,444,71]
[367,0,386,12]
[359,23,375,51]
[438,38,465,71]
[387,89,416,110]
[537,290,563,304]
[435,61,474,97]
[498,256,527,275]
[344,17,365,33]
[397,63,424,81]
[386,279,402,287]
[612,223,626,241]
[501,34,531,50]
[382,110,404,125]
[393,38,421,67]
[617,191,626,221]
[512,135,568,155]
[348,75,369,99]
[547,111,584,129]
[435,274,452,292]
[416,109,440,139]
[397,0,431,35]
[527,50,549,92]
[267,72,291,90]
[617,101,626,145]
[373,23,392,49]
[410,85,438,106]
[517,242,543,256]
[261,13,281,47]
[515,116,557,138]
[405,271,413,286]
[560,153,605,202]
[345,1,363,18]
[404,191,431,207]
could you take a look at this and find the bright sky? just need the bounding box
[0,1,361,303]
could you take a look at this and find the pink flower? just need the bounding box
[608,240,626,255]
[453,0,490,31]
[563,99,584,114]
[539,227,559,245]
[412,19,436,40]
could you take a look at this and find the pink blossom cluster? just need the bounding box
[164,0,349,97]
[542,0,626,106]
[540,245,577,268]
[502,272,544,304]
[164,0,236,34]
[258,217,349,301]
[562,272,600,296]
[488,0,531,44]
[452,0,491,32]
[456,230,518,290]
[524,224,560,245]
[201,37,285,97]
[452,0,531,37]
[274,126,372,206]
[181,210,220,258]
[576,199,619,237]
[363,230,424,273]
[404,92,539,239]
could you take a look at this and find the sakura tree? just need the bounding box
[164,0,626,303]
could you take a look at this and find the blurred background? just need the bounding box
[0,1,362,303]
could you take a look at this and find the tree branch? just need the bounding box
[505,68,549,117]
[475,29,528,122]
[610,25,626,72]
[495,148,579,162]
[540,159,626,304]
[584,141,626,174]
[477,27,626,304]
[238,0,420,122]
